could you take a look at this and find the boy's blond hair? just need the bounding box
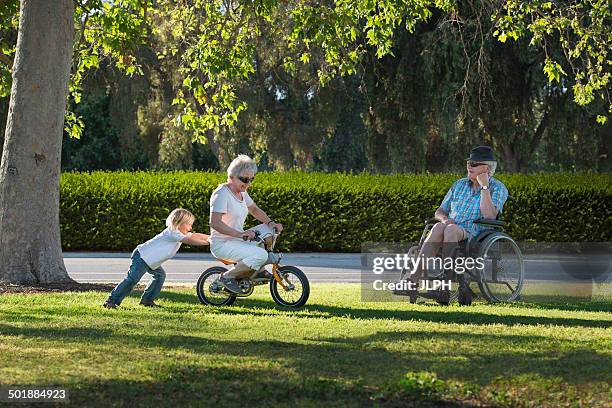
[166,208,195,231]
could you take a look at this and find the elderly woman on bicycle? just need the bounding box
[210,155,282,294]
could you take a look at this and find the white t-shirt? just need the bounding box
[136,228,191,269]
[209,184,254,243]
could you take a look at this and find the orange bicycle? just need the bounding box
[196,230,310,307]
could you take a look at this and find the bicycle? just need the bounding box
[196,229,310,307]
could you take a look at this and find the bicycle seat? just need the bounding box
[218,258,237,265]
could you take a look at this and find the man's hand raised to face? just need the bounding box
[476,173,489,188]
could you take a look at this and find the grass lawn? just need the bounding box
[0,284,610,407]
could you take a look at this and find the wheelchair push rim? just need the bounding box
[196,266,237,306]
[477,233,524,302]
[270,265,310,307]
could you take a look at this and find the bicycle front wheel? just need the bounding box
[270,266,310,307]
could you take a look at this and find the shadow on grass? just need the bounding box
[1,322,609,388]
[59,365,471,408]
[76,284,612,314]
[2,289,609,406]
[155,291,612,329]
[513,297,612,313]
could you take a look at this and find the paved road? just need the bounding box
[65,252,612,284]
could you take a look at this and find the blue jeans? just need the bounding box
[108,250,166,305]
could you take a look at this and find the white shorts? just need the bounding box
[210,224,274,269]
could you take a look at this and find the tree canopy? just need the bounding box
[0,0,610,172]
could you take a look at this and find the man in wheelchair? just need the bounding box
[396,146,509,304]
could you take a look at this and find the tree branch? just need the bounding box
[529,106,549,155]
[73,0,91,14]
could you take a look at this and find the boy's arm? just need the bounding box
[192,232,210,242]
[181,233,210,246]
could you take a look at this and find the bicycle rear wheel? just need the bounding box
[196,266,237,306]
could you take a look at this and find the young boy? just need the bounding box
[103,208,209,308]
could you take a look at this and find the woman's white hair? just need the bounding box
[227,154,257,177]
[484,161,497,176]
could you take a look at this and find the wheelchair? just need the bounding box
[399,213,525,305]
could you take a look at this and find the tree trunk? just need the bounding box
[0,0,74,284]
[499,144,517,172]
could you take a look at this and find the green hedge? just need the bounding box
[60,172,612,252]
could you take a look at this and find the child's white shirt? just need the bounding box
[136,228,192,269]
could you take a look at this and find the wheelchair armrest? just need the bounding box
[474,218,506,227]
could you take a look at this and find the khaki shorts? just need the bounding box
[429,223,469,241]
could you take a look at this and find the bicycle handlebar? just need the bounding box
[242,227,279,251]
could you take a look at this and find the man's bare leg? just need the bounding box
[408,222,447,283]
[440,224,467,258]
[436,224,467,302]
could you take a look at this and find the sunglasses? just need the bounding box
[467,161,487,168]
[237,176,255,184]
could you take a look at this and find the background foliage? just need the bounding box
[0,0,610,174]
[60,172,612,252]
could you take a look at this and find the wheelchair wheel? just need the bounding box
[196,266,237,306]
[477,233,524,302]
[270,266,310,307]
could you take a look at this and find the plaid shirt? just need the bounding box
[440,177,509,237]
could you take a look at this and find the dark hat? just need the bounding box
[466,146,496,162]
